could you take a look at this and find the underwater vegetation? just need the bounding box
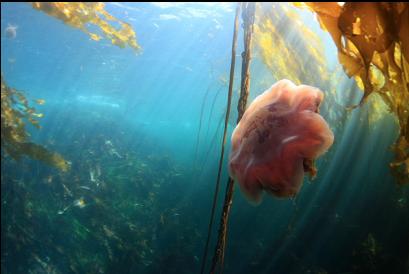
[1,2,409,274]
[295,2,409,184]
[31,2,141,52]
[205,3,408,273]
[1,76,68,172]
[1,1,143,172]
[2,2,406,181]
[1,108,202,273]
[256,2,409,184]
[255,3,329,88]
[253,2,347,182]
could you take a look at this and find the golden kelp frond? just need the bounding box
[1,76,69,172]
[296,2,409,184]
[366,93,390,127]
[18,142,70,172]
[31,2,141,52]
[254,3,344,135]
[254,3,328,87]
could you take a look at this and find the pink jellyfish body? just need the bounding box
[229,79,334,204]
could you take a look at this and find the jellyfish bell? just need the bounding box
[5,24,18,39]
[228,79,334,204]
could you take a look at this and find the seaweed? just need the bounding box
[255,4,328,87]
[2,2,143,172]
[350,233,407,274]
[1,112,200,273]
[255,3,408,184]
[31,2,141,52]
[293,3,409,183]
[254,3,345,138]
[1,76,69,172]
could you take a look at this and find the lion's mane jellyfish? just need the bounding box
[229,79,334,204]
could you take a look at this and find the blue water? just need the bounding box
[1,3,408,274]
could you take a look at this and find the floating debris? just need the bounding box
[395,197,407,209]
[96,164,101,177]
[73,198,86,209]
[62,183,73,197]
[89,168,96,183]
[78,186,92,191]
[35,99,45,105]
[57,205,71,215]
[142,259,152,266]
[105,140,123,158]
[58,197,88,215]
[45,175,53,184]
[160,214,165,225]
[103,238,113,261]
[5,24,17,39]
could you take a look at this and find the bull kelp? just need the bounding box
[293,2,409,184]
[254,3,350,141]
[31,2,141,52]
[1,2,409,274]
[1,76,68,171]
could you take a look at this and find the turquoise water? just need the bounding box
[1,3,408,274]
